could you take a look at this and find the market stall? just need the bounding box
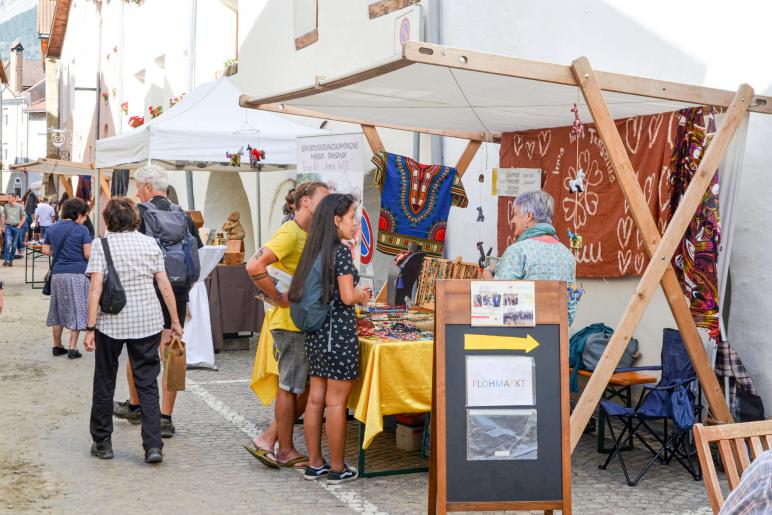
[95,76,325,367]
[239,41,772,460]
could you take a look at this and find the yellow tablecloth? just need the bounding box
[249,314,433,449]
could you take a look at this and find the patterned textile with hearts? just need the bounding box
[498,111,682,278]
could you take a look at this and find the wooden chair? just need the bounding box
[693,420,772,514]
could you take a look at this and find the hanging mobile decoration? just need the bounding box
[568,283,585,302]
[567,102,585,250]
[567,229,583,250]
[225,148,243,167]
[475,143,487,224]
[247,145,267,168]
[229,112,263,169]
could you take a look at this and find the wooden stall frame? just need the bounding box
[430,280,571,515]
[567,59,748,450]
[236,42,768,449]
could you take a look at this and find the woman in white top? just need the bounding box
[84,196,182,464]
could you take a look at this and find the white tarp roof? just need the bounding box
[240,42,771,140]
[96,76,325,168]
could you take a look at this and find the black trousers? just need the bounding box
[90,330,163,450]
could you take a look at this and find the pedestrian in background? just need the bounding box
[2,195,27,267]
[35,197,56,241]
[42,198,93,358]
[288,193,371,484]
[84,196,182,464]
[20,188,38,248]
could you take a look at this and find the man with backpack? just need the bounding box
[112,165,202,438]
[244,181,329,469]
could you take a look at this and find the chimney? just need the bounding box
[10,40,24,94]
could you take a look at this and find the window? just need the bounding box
[293,0,318,50]
[367,0,420,19]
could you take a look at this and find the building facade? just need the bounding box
[235,0,772,408]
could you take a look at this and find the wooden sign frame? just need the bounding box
[429,280,570,514]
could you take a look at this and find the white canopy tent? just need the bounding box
[96,76,324,169]
[95,76,325,370]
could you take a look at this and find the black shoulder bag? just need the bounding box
[42,223,78,296]
[99,237,127,315]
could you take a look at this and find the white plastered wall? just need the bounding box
[439,0,772,394]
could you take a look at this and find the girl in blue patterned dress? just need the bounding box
[483,190,578,326]
[287,194,372,484]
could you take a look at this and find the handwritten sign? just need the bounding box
[492,168,542,197]
[297,133,364,176]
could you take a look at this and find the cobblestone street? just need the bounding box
[0,264,722,514]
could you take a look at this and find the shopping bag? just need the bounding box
[163,336,186,391]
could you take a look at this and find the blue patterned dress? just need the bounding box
[496,236,577,326]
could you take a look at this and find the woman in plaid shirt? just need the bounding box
[84,197,182,464]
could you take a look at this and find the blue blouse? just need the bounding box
[496,237,577,326]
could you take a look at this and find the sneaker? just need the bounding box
[1,261,7,267]
[326,464,358,485]
[67,349,82,359]
[90,439,114,459]
[160,417,175,438]
[304,461,331,480]
[144,447,163,464]
[113,400,142,425]
[52,346,68,356]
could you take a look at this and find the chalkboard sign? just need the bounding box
[429,280,571,514]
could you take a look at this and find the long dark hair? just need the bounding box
[288,193,355,304]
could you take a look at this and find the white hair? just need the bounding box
[515,190,554,224]
[135,164,169,193]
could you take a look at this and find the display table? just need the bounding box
[205,263,264,351]
[250,311,433,470]
[183,246,226,368]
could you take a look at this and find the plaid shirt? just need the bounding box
[721,450,772,514]
[86,231,166,340]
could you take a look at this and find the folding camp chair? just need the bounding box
[598,328,702,486]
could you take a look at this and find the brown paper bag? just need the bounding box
[163,336,186,391]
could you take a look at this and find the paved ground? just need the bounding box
[0,261,725,514]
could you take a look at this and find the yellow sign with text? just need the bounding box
[464,334,541,353]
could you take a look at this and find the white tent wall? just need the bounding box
[437,0,772,400]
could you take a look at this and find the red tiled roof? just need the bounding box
[47,0,73,58]
[24,99,46,112]
[38,0,57,36]
[1,60,45,91]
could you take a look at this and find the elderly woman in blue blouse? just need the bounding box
[482,190,577,325]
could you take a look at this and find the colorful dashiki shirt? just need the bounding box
[372,151,468,256]
[669,107,721,343]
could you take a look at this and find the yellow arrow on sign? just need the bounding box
[464,334,541,353]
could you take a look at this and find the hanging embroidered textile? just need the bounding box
[373,151,468,256]
[498,111,680,277]
[669,107,721,342]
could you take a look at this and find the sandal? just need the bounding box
[243,444,279,470]
[277,455,310,469]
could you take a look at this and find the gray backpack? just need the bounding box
[141,201,200,292]
[582,331,640,371]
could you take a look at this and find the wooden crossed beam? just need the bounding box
[568,58,749,450]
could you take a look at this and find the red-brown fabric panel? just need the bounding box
[498,111,680,278]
